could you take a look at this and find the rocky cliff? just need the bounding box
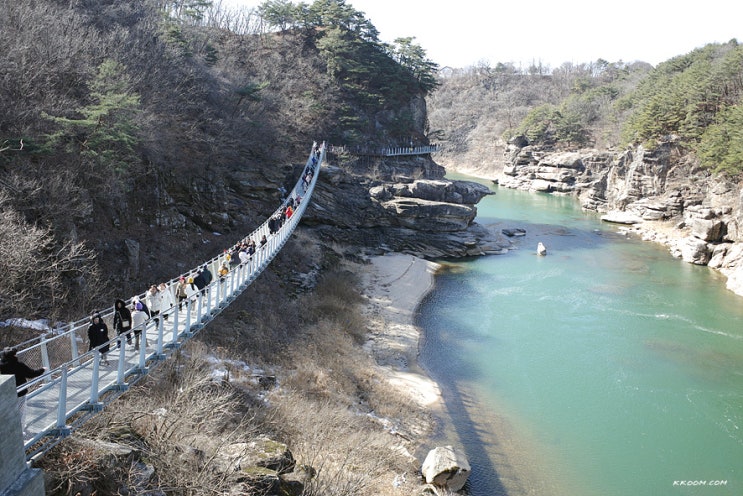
[498,137,743,296]
[302,153,510,259]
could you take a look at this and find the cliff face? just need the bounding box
[498,138,743,295]
[303,154,510,259]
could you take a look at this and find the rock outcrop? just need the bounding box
[305,157,511,259]
[497,136,743,296]
[215,438,304,496]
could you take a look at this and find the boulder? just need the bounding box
[421,446,470,492]
[708,243,731,269]
[230,467,281,495]
[379,198,477,231]
[724,263,743,296]
[537,242,547,256]
[370,179,493,205]
[531,179,553,192]
[502,228,526,237]
[680,236,711,265]
[214,438,296,475]
[690,218,725,242]
[601,211,643,225]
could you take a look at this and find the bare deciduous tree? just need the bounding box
[0,196,99,321]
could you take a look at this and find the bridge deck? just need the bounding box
[13,143,324,462]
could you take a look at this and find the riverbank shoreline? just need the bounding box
[450,167,743,299]
[362,252,578,495]
[361,253,443,411]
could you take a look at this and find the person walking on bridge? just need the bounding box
[131,301,149,351]
[218,262,230,283]
[176,277,189,310]
[114,299,133,347]
[87,313,110,366]
[158,282,175,319]
[1,347,45,436]
[146,285,161,325]
[193,270,207,296]
[201,264,213,286]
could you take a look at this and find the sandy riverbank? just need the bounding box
[361,253,442,409]
[360,253,584,496]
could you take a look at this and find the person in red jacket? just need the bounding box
[1,347,45,436]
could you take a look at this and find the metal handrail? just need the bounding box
[16,143,325,460]
[328,144,440,157]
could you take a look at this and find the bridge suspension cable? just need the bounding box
[10,143,325,462]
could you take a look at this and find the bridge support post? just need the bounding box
[0,376,45,496]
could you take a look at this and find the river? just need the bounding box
[417,180,743,496]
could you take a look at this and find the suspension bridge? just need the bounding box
[328,144,439,157]
[2,143,324,466]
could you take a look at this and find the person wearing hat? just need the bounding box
[185,275,199,304]
[1,347,45,435]
[218,262,229,283]
[87,313,110,366]
[131,301,149,351]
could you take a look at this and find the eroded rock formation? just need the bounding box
[498,137,743,295]
[304,157,511,259]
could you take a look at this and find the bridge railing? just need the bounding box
[328,144,439,157]
[14,144,322,373]
[13,143,324,459]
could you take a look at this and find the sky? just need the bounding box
[223,0,743,69]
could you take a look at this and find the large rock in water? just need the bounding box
[421,445,470,492]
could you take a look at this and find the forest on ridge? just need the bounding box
[429,40,743,177]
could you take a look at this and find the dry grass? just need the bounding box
[269,391,418,496]
[39,245,433,495]
[40,344,265,495]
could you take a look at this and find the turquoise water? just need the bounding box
[417,182,743,496]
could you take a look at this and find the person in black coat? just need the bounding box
[113,298,133,346]
[87,313,110,365]
[193,270,207,295]
[1,346,45,435]
[201,265,213,286]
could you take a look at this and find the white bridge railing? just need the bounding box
[328,144,439,157]
[13,143,324,461]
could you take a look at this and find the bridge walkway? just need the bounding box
[10,143,324,462]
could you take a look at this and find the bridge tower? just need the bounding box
[0,376,45,495]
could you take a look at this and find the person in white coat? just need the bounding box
[131,301,149,351]
[185,276,199,304]
[158,282,176,320]
[145,285,161,324]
